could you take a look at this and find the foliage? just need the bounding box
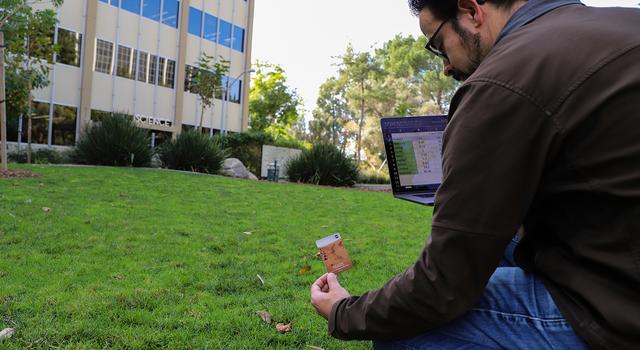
[249,61,303,138]
[8,147,68,164]
[72,113,152,167]
[308,77,355,152]
[358,167,390,185]
[307,35,460,171]
[215,131,307,176]
[337,45,383,164]
[287,143,359,187]
[158,130,226,174]
[190,53,229,129]
[0,164,429,349]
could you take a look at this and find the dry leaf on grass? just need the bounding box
[256,274,265,286]
[306,346,325,350]
[298,265,311,275]
[0,328,15,340]
[243,231,253,235]
[276,322,292,333]
[42,207,51,213]
[256,310,272,324]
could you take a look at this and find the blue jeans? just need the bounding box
[374,238,588,350]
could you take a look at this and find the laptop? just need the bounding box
[380,115,447,206]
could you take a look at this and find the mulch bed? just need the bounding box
[0,170,40,178]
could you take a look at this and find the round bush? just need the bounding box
[72,113,152,166]
[287,143,359,187]
[159,130,226,174]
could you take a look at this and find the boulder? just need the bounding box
[221,158,258,180]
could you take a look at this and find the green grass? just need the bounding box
[0,165,433,349]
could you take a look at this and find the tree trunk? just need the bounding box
[356,81,365,164]
[0,32,7,171]
[198,105,205,131]
[27,114,32,164]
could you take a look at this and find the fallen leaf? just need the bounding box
[42,207,51,213]
[306,346,325,350]
[0,328,15,340]
[276,322,292,333]
[298,265,311,275]
[256,310,272,324]
[243,231,253,235]
[256,274,265,286]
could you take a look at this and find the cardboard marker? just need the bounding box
[315,233,352,274]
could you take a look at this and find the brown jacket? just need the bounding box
[329,5,640,349]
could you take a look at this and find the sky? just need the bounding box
[251,0,640,120]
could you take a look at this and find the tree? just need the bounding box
[308,76,354,152]
[249,61,303,139]
[190,53,229,132]
[337,44,383,164]
[1,0,62,169]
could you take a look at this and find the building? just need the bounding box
[11,0,255,147]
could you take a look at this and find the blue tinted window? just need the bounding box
[99,0,108,3]
[162,0,179,28]
[219,19,232,47]
[142,0,161,21]
[232,25,244,52]
[121,0,140,14]
[203,13,218,42]
[188,7,202,37]
[110,0,119,6]
[229,79,242,103]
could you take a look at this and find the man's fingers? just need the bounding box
[326,273,340,289]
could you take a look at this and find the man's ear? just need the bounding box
[457,0,485,27]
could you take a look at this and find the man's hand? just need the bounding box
[310,273,351,319]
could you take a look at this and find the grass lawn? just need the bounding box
[0,165,433,349]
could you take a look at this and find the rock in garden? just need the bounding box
[221,158,258,180]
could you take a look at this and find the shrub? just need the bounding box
[8,148,68,164]
[358,168,390,184]
[159,130,226,174]
[72,113,152,166]
[287,143,359,187]
[216,131,308,176]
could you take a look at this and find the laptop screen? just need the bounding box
[381,115,447,194]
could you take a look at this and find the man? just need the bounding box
[310,0,640,349]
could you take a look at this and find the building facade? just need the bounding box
[13,0,255,147]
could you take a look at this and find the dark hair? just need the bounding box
[408,0,518,20]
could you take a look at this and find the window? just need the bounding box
[203,14,218,42]
[95,39,114,74]
[158,57,175,88]
[232,25,244,53]
[188,7,202,37]
[116,45,136,79]
[91,110,112,122]
[149,54,158,84]
[137,51,149,82]
[184,65,196,93]
[162,0,179,28]
[52,105,77,146]
[142,0,161,21]
[30,101,50,145]
[228,79,242,104]
[110,0,120,6]
[219,19,232,47]
[99,0,108,3]
[121,0,141,14]
[165,59,176,88]
[57,28,83,67]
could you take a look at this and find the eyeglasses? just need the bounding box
[425,18,450,59]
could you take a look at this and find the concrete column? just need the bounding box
[173,0,191,136]
[78,0,98,132]
[241,0,255,132]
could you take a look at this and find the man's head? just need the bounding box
[409,0,524,81]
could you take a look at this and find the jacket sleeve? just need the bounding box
[329,81,558,340]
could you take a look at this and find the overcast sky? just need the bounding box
[251,0,640,120]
